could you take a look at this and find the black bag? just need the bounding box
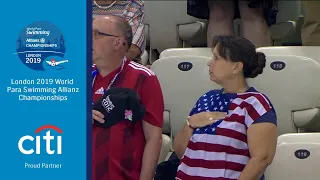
[154,153,180,180]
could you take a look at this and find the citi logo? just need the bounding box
[18,125,62,155]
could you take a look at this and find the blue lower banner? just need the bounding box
[0,1,89,179]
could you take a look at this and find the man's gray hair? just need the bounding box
[113,15,133,50]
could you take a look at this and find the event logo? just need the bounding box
[102,95,115,113]
[16,21,68,71]
[18,125,63,155]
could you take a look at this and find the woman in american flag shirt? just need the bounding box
[173,36,277,180]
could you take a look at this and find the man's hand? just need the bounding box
[92,110,105,124]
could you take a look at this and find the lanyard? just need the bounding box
[92,57,126,104]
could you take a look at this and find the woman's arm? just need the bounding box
[238,122,277,180]
[173,121,194,159]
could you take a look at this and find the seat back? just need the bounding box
[160,46,320,63]
[277,133,320,143]
[151,56,218,137]
[158,134,172,164]
[151,55,320,137]
[265,133,320,180]
[160,48,212,59]
[247,55,320,135]
[257,46,320,63]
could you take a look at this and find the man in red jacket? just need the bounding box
[92,15,164,180]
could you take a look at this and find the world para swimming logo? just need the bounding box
[15,21,68,71]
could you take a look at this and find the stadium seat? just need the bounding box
[277,133,320,144]
[146,1,301,55]
[144,1,206,53]
[270,1,302,45]
[160,46,320,63]
[234,1,302,45]
[145,24,149,47]
[162,111,170,134]
[151,56,214,137]
[257,46,320,62]
[160,47,212,59]
[141,50,149,65]
[158,134,172,164]
[246,55,320,135]
[151,55,320,137]
[265,133,320,180]
[178,20,207,47]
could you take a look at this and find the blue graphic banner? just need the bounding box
[0,1,89,180]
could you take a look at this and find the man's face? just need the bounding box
[92,17,121,66]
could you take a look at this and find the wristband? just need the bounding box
[186,116,194,129]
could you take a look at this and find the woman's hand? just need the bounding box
[188,111,227,128]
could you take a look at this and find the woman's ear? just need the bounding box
[233,61,244,74]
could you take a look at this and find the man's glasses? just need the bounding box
[92,30,120,39]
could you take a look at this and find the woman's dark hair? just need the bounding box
[212,36,266,78]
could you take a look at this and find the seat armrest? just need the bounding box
[178,21,206,41]
[270,21,297,41]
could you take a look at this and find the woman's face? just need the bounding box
[207,46,239,84]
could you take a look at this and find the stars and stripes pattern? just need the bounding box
[176,88,274,180]
[192,92,233,133]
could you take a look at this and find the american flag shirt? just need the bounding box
[92,1,146,54]
[176,87,277,180]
